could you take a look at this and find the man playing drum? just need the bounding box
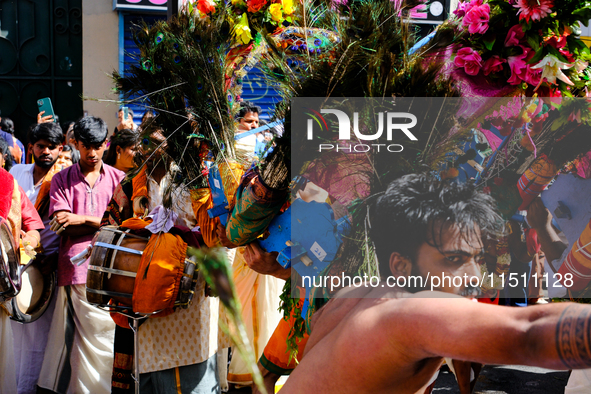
[280,174,591,394]
[101,125,222,394]
[0,168,44,394]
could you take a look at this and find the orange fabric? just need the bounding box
[110,300,131,328]
[120,217,152,231]
[131,166,149,216]
[34,162,68,216]
[131,166,148,202]
[132,232,187,317]
[477,290,500,305]
[219,160,245,208]
[261,298,309,373]
[189,188,219,247]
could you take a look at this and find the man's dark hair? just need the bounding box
[0,138,13,172]
[73,116,108,146]
[0,118,15,135]
[28,122,64,146]
[236,101,261,120]
[369,173,504,278]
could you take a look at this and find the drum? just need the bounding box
[7,260,56,323]
[83,226,198,312]
[0,218,22,302]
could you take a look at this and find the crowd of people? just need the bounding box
[1,97,591,394]
[3,57,591,394]
[0,103,285,394]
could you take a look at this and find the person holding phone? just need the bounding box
[114,107,137,135]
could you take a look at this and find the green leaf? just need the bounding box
[483,36,496,51]
[573,7,591,26]
[526,34,539,50]
[527,47,546,65]
[547,46,569,63]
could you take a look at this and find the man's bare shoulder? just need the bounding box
[307,287,471,354]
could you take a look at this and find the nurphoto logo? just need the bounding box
[305,108,418,153]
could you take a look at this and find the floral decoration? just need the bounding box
[451,0,591,96]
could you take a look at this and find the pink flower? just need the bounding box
[462,0,490,34]
[514,0,553,23]
[504,25,524,47]
[454,47,483,76]
[507,46,541,86]
[483,55,506,76]
[454,0,471,17]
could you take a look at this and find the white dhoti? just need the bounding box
[38,284,115,394]
[228,250,284,385]
[0,308,17,394]
[11,291,57,394]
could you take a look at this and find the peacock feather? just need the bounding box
[113,6,240,200]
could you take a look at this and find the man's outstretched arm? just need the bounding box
[385,296,591,371]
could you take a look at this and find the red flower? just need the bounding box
[544,34,567,49]
[454,47,482,76]
[247,0,267,12]
[483,55,506,76]
[197,0,216,14]
[559,49,575,63]
[514,0,553,23]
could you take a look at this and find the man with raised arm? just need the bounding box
[280,174,591,394]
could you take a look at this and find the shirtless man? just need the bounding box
[280,174,591,393]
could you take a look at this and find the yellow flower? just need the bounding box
[232,0,246,4]
[269,4,283,22]
[233,13,253,45]
[282,0,294,15]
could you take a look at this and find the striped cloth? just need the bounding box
[517,154,557,210]
[558,218,591,291]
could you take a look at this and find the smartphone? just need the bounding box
[121,106,129,121]
[37,97,56,122]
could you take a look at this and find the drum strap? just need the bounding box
[88,265,137,278]
[94,242,143,255]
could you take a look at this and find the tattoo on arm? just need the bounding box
[556,305,591,369]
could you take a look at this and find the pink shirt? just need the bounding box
[49,163,124,286]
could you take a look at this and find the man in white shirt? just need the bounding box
[10,121,64,394]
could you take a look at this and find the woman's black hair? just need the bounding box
[0,138,14,171]
[104,128,139,166]
[0,118,15,135]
